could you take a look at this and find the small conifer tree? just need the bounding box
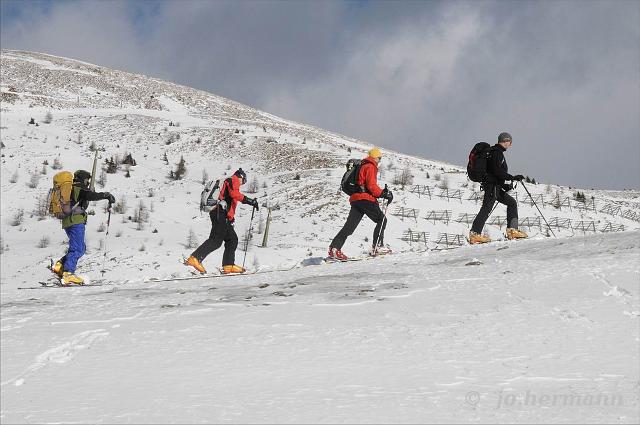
[171,156,186,180]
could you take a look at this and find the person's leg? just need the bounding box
[222,224,238,266]
[497,190,518,229]
[62,224,86,273]
[330,204,365,250]
[471,185,497,234]
[360,201,387,247]
[191,209,225,262]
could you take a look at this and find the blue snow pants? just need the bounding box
[61,224,86,273]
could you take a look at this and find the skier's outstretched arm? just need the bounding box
[81,188,115,204]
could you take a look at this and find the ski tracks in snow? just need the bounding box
[590,271,640,317]
[1,329,109,387]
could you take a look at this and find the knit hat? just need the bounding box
[73,170,91,187]
[368,148,382,159]
[498,132,512,143]
[234,168,247,183]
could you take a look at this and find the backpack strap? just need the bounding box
[483,146,502,183]
[70,186,86,215]
[356,161,370,194]
[219,177,234,209]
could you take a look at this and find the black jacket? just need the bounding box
[485,144,514,185]
[74,185,111,209]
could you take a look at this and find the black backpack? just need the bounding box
[340,159,366,195]
[467,142,492,182]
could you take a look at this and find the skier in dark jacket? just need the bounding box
[185,168,259,274]
[469,132,527,244]
[329,148,393,260]
[51,170,115,285]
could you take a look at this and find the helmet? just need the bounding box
[234,168,247,184]
[498,132,512,143]
[74,170,91,187]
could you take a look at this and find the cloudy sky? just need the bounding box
[1,0,638,189]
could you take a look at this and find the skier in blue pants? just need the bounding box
[59,224,86,278]
[51,170,115,285]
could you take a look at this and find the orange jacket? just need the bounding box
[349,156,383,203]
[219,174,246,221]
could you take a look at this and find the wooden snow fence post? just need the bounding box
[261,207,272,248]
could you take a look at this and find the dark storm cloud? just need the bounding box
[1,0,638,189]
[139,1,347,104]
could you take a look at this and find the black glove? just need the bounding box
[502,183,513,192]
[380,187,393,204]
[243,197,259,210]
[512,175,525,181]
[105,193,116,205]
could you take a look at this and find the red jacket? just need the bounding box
[219,174,246,221]
[349,156,383,203]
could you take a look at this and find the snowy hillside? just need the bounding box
[1,49,639,289]
[1,50,639,423]
[2,232,639,423]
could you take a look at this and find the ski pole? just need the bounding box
[489,200,499,217]
[521,181,556,238]
[101,203,112,276]
[242,205,256,269]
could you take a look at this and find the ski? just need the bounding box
[146,273,241,284]
[467,235,533,246]
[176,257,259,278]
[323,257,362,263]
[18,282,104,290]
[323,251,392,263]
[145,263,297,285]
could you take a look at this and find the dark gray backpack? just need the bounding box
[340,159,365,195]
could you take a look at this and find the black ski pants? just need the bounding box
[331,200,387,250]
[191,208,238,266]
[471,184,518,234]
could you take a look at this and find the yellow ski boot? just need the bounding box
[50,261,64,278]
[62,272,84,285]
[506,228,528,240]
[222,265,246,274]
[469,231,491,245]
[185,256,206,274]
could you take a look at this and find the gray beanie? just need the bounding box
[498,132,512,143]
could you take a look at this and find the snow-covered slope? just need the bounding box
[2,232,638,423]
[1,50,639,423]
[1,50,639,287]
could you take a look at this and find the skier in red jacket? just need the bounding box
[329,148,393,260]
[185,168,258,274]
